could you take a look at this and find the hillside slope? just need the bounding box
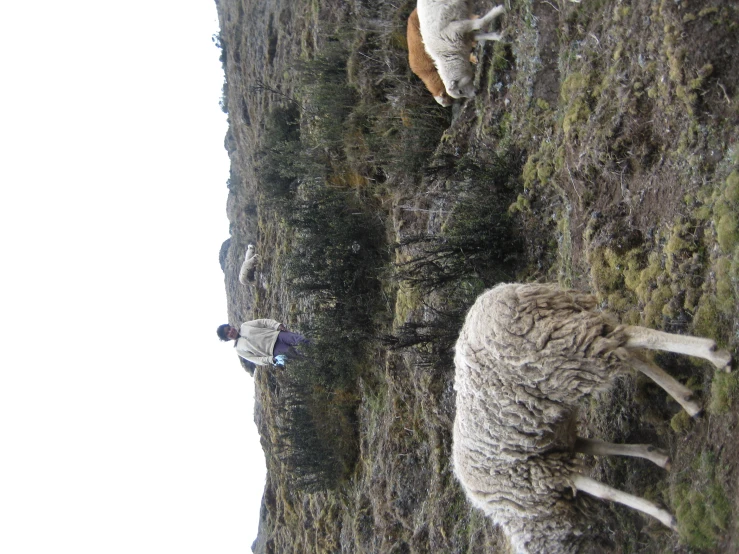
[215,0,739,552]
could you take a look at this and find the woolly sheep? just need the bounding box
[453,282,732,553]
[238,243,259,284]
[417,0,505,99]
[407,8,453,107]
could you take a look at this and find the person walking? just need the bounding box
[216,319,309,367]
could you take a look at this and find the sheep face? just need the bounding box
[440,57,477,98]
[446,73,476,99]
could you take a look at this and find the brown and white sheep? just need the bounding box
[407,8,453,107]
[417,0,505,99]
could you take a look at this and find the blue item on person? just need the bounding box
[274,355,287,367]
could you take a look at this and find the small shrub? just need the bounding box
[671,452,731,549]
[670,411,691,434]
[724,170,739,204]
[708,371,739,415]
[295,42,358,149]
[273,374,356,492]
[692,297,723,342]
[394,156,524,293]
[363,88,451,178]
[716,212,738,253]
[257,103,313,201]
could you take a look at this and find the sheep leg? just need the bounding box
[624,326,732,372]
[446,19,486,36]
[572,474,677,530]
[475,5,506,28]
[473,32,502,42]
[617,351,703,417]
[574,437,670,469]
[447,6,505,36]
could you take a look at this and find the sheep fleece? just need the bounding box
[238,245,258,284]
[453,283,627,553]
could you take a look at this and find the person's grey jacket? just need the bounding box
[234,319,281,366]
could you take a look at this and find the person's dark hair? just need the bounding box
[217,324,232,341]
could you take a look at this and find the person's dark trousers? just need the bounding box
[273,331,310,358]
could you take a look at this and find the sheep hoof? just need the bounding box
[646,445,671,469]
[710,348,732,372]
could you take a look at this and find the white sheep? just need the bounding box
[417,0,505,99]
[453,282,732,553]
[238,243,259,284]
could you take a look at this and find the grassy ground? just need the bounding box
[216,0,739,552]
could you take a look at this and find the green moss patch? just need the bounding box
[671,452,731,549]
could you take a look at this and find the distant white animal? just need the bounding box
[453,282,731,553]
[417,0,505,99]
[238,243,259,284]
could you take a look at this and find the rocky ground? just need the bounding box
[215,0,739,552]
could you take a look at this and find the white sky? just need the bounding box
[0,1,266,552]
